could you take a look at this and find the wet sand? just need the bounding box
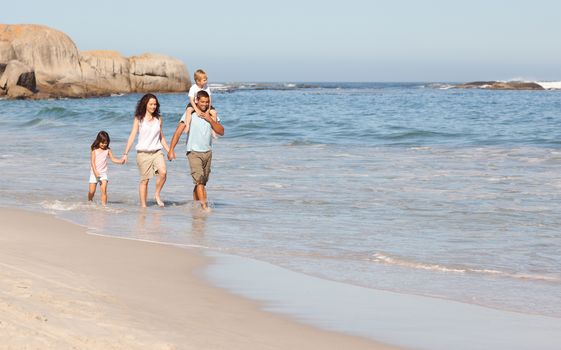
[0,208,400,349]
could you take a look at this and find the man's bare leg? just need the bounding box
[195,184,208,209]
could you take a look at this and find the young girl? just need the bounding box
[88,130,125,206]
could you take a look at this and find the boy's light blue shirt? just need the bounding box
[180,112,220,152]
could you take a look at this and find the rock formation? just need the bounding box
[0,24,190,99]
[80,50,131,95]
[454,81,545,90]
[0,60,35,92]
[129,53,190,93]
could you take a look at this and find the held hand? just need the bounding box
[200,111,211,122]
[122,154,128,164]
[168,150,176,161]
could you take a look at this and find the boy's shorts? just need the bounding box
[136,150,165,181]
[187,150,212,185]
[89,172,108,184]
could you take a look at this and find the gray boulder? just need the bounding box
[130,53,190,92]
[0,40,16,63]
[0,24,190,99]
[0,24,86,97]
[454,81,545,90]
[80,50,131,96]
[0,60,35,91]
[7,85,33,99]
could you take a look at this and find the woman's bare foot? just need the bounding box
[155,195,164,207]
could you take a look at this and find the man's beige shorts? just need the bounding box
[136,150,165,181]
[187,150,212,185]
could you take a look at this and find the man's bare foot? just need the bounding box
[199,201,211,211]
[155,195,164,207]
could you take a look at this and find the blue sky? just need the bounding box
[3,0,561,82]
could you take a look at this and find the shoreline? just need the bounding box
[0,207,398,349]
[2,208,561,350]
[207,253,561,350]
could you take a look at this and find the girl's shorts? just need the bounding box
[89,172,108,184]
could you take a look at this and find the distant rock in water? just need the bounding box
[0,24,191,99]
[454,81,545,90]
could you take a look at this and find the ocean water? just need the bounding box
[1,82,561,324]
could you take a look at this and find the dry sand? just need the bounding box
[0,208,400,349]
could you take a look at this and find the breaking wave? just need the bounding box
[370,253,560,282]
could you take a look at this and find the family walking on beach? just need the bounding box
[88,69,224,209]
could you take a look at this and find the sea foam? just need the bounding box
[536,81,561,90]
[370,253,560,282]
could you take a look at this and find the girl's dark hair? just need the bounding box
[91,130,110,151]
[134,93,161,121]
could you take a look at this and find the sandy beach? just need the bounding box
[0,208,399,350]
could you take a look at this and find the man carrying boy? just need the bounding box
[168,91,224,209]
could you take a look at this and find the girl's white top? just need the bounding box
[136,117,162,151]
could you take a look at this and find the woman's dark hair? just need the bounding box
[91,130,110,151]
[135,93,161,121]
